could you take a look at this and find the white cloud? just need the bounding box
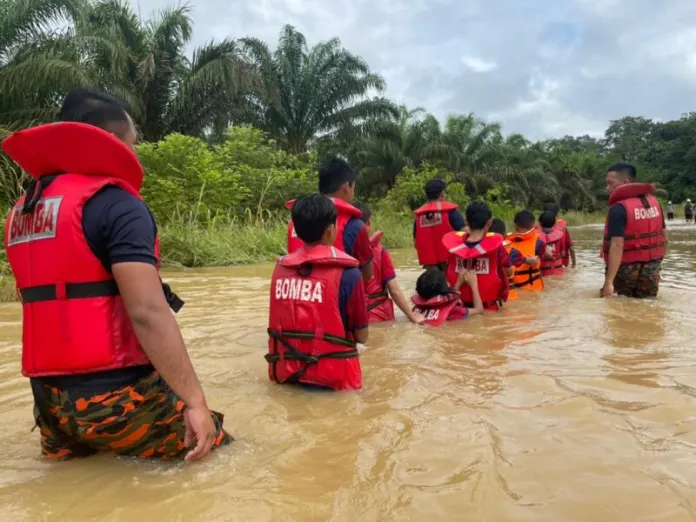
[131,0,696,140]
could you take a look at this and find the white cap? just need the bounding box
[669,201,672,204]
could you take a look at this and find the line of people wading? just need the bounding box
[1,90,667,463]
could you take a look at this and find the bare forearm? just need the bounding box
[662,229,669,255]
[570,247,577,266]
[468,284,484,315]
[386,280,416,320]
[454,271,466,291]
[354,327,368,344]
[131,309,206,408]
[604,239,624,285]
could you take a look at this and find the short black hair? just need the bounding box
[424,179,447,200]
[318,157,357,194]
[465,201,492,230]
[291,194,337,244]
[544,202,560,217]
[607,161,637,181]
[352,200,371,223]
[538,210,556,229]
[59,89,131,134]
[489,218,506,236]
[514,210,535,229]
[416,268,455,300]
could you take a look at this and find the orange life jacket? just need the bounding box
[2,122,181,378]
[502,239,518,301]
[414,201,458,266]
[286,198,363,254]
[538,227,564,276]
[601,184,665,264]
[442,231,506,310]
[266,245,361,390]
[411,293,460,326]
[507,230,544,291]
[366,231,395,323]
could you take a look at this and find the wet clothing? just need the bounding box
[342,218,374,269]
[412,209,466,237]
[509,238,545,267]
[32,372,232,460]
[611,259,662,298]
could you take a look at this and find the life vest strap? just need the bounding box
[19,280,184,313]
[604,231,661,242]
[513,273,542,288]
[265,329,358,385]
[514,267,541,276]
[367,290,389,311]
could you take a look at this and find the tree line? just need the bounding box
[2,0,695,214]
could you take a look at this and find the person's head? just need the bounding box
[291,194,337,246]
[352,200,372,232]
[513,210,536,232]
[318,157,357,201]
[416,268,454,300]
[489,218,507,236]
[59,89,137,151]
[424,179,447,201]
[544,202,561,217]
[606,161,637,195]
[668,201,673,205]
[538,210,556,230]
[465,201,493,231]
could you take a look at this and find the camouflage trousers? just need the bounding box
[612,259,662,298]
[31,372,232,461]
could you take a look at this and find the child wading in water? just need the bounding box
[353,201,423,324]
[412,268,483,326]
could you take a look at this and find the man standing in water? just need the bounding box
[685,199,693,223]
[601,162,667,298]
[2,90,232,461]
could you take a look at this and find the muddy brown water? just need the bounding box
[2,223,696,521]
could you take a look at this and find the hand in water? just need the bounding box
[410,311,425,324]
[526,256,540,265]
[184,404,217,462]
[356,343,367,355]
[600,282,615,298]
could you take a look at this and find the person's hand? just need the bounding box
[356,343,367,355]
[409,311,425,324]
[463,270,477,286]
[600,282,615,298]
[526,256,540,265]
[184,404,217,463]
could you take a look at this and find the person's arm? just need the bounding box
[569,246,577,268]
[346,221,374,282]
[453,269,467,291]
[660,207,669,256]
[86,188,215,461]
[381,250,422,323]
[348,276,369,344]
[462,271,483,316]
[498,246,515,276]
[602,205,626,297]
[449,209,467,232]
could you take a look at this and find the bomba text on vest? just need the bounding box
[634,206,660,220]
[275,278,324,303]
[7,197,63,246]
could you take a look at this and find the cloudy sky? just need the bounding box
[133,0,696,140]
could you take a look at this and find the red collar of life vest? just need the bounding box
[2,122,144,192]
[411,293,458,307]
[539,227,564,243]
[414,200,458,215]
[279,245,358,268]
[555,219,567,229]
[609,183,655,206]
[443,231,503,260]
[284,197,363,218]
[370,231,384,247]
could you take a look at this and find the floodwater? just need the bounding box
[1,223,696,522]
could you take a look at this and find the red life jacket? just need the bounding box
[366,231,395,323]
[2,122,181,378]
[414,201,458,266]
[538,227,565,276]
[286,197,363,254]
[554,220,570,267]
[411,293,460,326]
[602,183,665,264]
[266,245,362,390]
[443,232,505,311]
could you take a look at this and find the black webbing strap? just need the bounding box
[265,329,359,384]
[367,290,389,311]
[512,267,542,289]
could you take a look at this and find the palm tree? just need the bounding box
[241,25,398,153]
[86,0,256,141]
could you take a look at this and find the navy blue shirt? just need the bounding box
[34,186,157,395]
[338,267,369,332]
[412,209,466,237]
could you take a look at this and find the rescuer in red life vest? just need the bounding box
[601,162,668,298]
[543,203,576,269]
[538,211,567,276]
[2,90,231,461]
[285,158,373,282]
[411,268,484,327]
[443,201,513,311]
[352,201,424,324]
[267,194,369,391]
[413,179,467,270]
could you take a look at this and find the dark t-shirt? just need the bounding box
[33,186,158,395]
[606,204,666,239]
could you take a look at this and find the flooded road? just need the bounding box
[2,223,696,521]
